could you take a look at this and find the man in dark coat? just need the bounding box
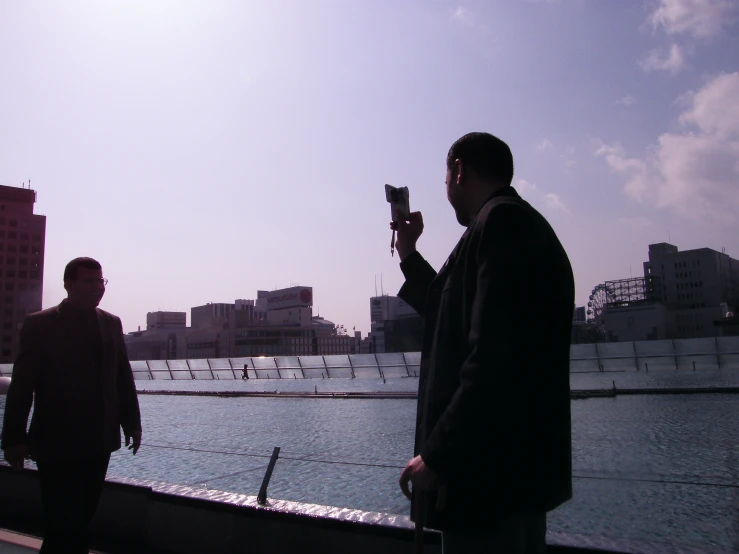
[396,133,574,553]
[1,257,142,554]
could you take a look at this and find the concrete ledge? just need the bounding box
[0,465,731,554]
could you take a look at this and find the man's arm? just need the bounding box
[397,252,437,317]
[1,316,41,456]
[114,318,142,454]
[394,212,436,317]
[420,205,533,480]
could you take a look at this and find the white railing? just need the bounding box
[1,337,737,380]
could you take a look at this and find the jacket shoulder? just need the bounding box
[25,305,61,322]
[96,308,122,324]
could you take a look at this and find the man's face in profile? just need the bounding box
[65,267,106,309]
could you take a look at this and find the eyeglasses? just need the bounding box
[80,278,108,286]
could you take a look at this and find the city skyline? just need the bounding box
[1,1,738,334]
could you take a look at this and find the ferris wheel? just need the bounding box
[587,283,616,333]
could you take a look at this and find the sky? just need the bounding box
[1,0,738,334]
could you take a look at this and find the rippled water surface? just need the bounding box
[1,367,737,552]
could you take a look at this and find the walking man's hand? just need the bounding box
[3,444,30,470]
[125,431,142,455]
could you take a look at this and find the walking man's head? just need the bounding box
[445,132,514,226]
[64,257,106,310]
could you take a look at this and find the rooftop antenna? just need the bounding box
[381,274,384,296]
[374,275,378,297]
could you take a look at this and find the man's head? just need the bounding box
[445,132,514,226]
[63,257,106,310]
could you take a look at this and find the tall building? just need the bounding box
[368,295,422,353]
[0,185,46,362]
[146,311,187,330]
[643,243,739,338]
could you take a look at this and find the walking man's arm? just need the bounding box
[1,317,41,469]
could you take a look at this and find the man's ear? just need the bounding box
[453,159,465,187]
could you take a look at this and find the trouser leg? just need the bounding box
[37,454,111,554]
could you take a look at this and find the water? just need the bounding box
[1,368,738,552]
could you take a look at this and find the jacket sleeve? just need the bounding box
[420,205,534,480]
[1,316,41,450]
[114,318,142,435]
[397,251,438,318]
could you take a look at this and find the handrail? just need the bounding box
[1,337,738,378]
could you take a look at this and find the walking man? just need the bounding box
[1,257,142,553]
[396,133,574,553]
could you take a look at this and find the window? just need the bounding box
[6,269,15,278]
[18,270,26,279]
[8,232,16,239]
[20,233,28,241]
[2,323,10,330]
[8,245,16,252]
[7,257,15,265]
[19,258,27,266]
[32,234,40,242]
[9,220,17,227]
[2,349,11,357]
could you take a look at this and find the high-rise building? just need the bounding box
[643,243,739,338]
[0,185,46,362]
[146,311,187,329]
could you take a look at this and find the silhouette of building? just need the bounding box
[146,311,186,329]
[598,243,739,341]
[0,185,46,363]
[125,286,360,359]
[367,295,422,353]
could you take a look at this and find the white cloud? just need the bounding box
[513,178,538,198]
[639,44,685,74]
[649,0,739,38]
[545,193,570,214]
[450,6,493,36]
[451,6,475,27]
[617,217,654,229]
[596,72,739,224]
[537,138,554,151]
[513,179,570,214]
[615,96,637,107]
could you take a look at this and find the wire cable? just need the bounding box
[140,442,739,488]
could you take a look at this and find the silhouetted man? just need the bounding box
[1,257,142,553]
[396,133,574,553]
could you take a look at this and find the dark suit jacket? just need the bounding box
[1,301,142,463]
[398,186,574,533]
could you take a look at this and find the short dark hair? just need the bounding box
[64,257,102,282]
[446,132,514,185]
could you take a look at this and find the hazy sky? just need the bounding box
[2,0,738,334]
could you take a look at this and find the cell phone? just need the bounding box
[385,184,410,223]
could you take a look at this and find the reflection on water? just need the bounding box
[1,368,737,552]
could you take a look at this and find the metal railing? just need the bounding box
[1,337,737,379]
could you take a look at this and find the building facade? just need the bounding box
[146,311,187,330]
[643,243,739,338]
[368,295,422,353]
[0,185,46,362]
